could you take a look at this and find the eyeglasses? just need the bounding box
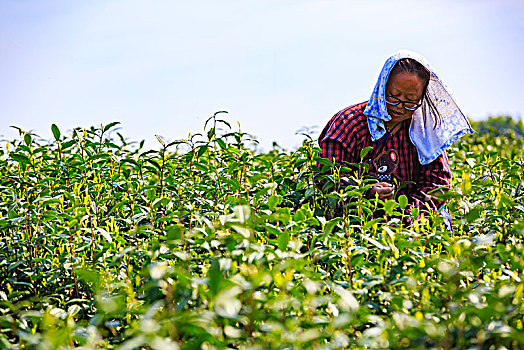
[385,95,422,111]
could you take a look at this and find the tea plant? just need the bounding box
[0,115,523,349]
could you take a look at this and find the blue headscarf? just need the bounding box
[363,50,474,165]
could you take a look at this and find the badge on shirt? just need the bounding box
[372,149,399,183]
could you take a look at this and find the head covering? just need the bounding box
[363,50,474,165]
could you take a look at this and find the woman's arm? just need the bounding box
[319,139,351,166]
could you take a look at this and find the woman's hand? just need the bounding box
[367,182,395,200]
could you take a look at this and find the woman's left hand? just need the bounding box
[366,182,395,200]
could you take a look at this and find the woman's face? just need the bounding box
[385,71,425,124]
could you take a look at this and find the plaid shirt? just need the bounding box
[318,101,452,213]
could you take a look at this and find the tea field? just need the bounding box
[1,115,523,349]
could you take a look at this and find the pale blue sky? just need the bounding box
[1,0,522,150]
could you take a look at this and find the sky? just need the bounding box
[1,0,523,151]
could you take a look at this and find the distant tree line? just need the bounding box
[469,115,524,138]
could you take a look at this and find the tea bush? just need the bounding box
[1,114,523,349]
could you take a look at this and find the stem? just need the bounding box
[159,148,166,198]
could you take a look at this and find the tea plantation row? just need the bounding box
[0,116,523,349]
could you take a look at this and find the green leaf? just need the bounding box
[152,197,169,209]
[216,138,227,150]
[166,140,186,148]
[461,172,471,195]
[216,117,231,129]
[103,121,121,133]
[314,156,333,168]
[10,125,24,135]
[145,158,161,171]
[233,205,250,224]
[197,145,208,158]
[8,260,25,271]
[293,209,306,222]
[268,195,282,211]
[360,146,373,160]
[62,140,75,149]
[146,188,157,201]
[195,163,209,172]
[304,188,316,200]
[411,207,420,220]
[97,228,113,243]
[278,231,290,251]
[208,258,222,296]
[500,193,515,207]
[120,158,139,168]
[88,153,111,162]
[361,234,389,250]
[335,286,359,311]
[51,124,61,141]
[398,195,408,210]
[140,150,157,157]
[76,268,101,292]
[465,207,481,222]
[384,200,398,216]
[323,217,342,236]
[10,153,30,165]
[24,134,32,146]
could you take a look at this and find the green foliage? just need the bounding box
[0,116,523,349]
[471,115,524,137]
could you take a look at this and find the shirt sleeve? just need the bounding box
[408,151,452,213]
[319,138,370,194]
[319,139,352,166]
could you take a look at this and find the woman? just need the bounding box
[318,50,473,223]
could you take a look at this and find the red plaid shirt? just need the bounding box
[318,101,451,213]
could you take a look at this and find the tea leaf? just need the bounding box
[51,124,61,141]
[103,121,121,133]
[360,146,373,160]
[10,153,30,165]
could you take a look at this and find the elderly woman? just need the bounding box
[319,50,473,223]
